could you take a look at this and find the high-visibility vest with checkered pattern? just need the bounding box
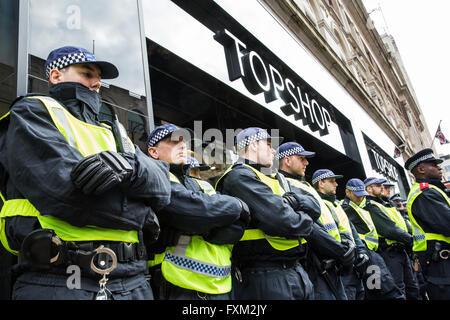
[158,172,233,294]
[0,96,138,255]
[406,182,450,252]
[216,164,305,251]
[286,178,341,242]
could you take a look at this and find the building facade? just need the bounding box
[0,0,440,300]
[0,0,434,196]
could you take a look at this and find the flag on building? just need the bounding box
[393,146,401,158]
[435,124,450,145]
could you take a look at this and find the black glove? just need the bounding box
[354,252,370,276]
[71,150,133,195]
[283,192,320,221]
[236,198,251,226]
[338,238,356,268]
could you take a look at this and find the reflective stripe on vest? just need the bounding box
[323,199,354,243]
[192,178,216,195]
[0,97,138,254]
[286,178,341,242]
[361,198,408,245]
[161,172,232,294]
[349,199,379,251]
[407,183,450,252]
[216,165,304,250]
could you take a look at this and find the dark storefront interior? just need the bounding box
[147,38,366,198]
[147,0,367,198]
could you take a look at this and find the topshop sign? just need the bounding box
[369,149,399,181]
[215,29,333,136]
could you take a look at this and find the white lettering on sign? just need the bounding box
[370,149,398,181]
[215,29,333,136]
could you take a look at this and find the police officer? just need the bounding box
[362,177,419,299]
[186,156,215,194]
[215,128,315,300]
[0,46,172,300]
[341,178,404,299]
[312,169,367,300]
[146,124,249,300]
[275,143,355,300]
[405,148,450,299]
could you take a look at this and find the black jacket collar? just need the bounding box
[416,178,447,192]
[278,169,304,181]
[49,82,102,120]
[317,191,336,202]
[236,157,272,173]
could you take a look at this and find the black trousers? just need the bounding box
[421,256,450,300]
[12,271,153,300]
[232,262,313,300]
[379,247,420,300]
[363,250,405,300]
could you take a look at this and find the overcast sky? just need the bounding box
[362,0,450,156]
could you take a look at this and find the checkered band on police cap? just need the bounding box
[312,170,342,185]
[407,153,435,171]
[275,146,305,160]
[236,129,271,151]
[45,51,94,79]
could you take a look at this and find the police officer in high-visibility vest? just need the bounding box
[146,124,250,300]
[186,156,215,195]
[275,143,355,300]
[0,46,172,300]
[312,169,367,300]
[215,128,316,300]
[341,178,404,299]
[362,177,419,299]
[404,148,450,300]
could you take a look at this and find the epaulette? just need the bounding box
[10,93,47,108]
[419,182,429,190]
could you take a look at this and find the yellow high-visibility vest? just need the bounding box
[0,96,138,255]
[286,177,341,243]
[216,164,305,251]
[155,172,233,294]
[406,182,450,252]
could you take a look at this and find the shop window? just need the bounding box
[127,110,147,149]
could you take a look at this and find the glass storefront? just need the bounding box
[24,0,150,149]
[0,0,19,116]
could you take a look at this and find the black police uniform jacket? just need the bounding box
[363,196,412,249]
[277,170,350,261]
[411,179,450,241]
[215,161,315,267]
[0,82,171,275]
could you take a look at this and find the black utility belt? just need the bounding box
[19,229,146,273]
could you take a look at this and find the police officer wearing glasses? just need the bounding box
[405,148,450,300]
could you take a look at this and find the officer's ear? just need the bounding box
[48,69,64,86]
[148,146,159,160]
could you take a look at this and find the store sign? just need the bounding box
[214,29,333,136]
[369,149,398,181]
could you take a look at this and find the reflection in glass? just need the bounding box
[0,0,19,115]
[28,0,146,96]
